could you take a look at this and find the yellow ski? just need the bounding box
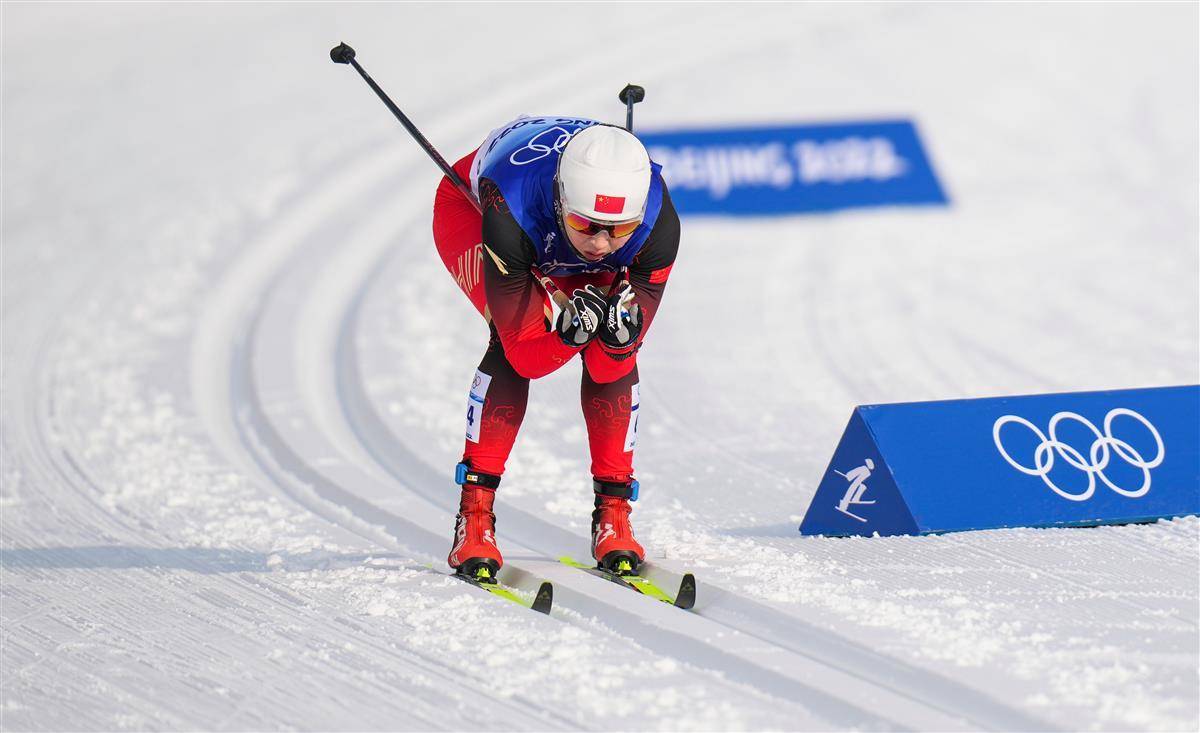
[453,566,553,614]
[559,556,696,610]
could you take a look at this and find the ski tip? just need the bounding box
[674,573,697,610]
[532,581,554,615]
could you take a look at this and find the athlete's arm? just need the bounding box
[480,178,583,380]
[583,186,681,383]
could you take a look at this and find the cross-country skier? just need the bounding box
[431,116,680,582]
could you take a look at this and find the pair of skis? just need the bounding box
[453,558,696,615]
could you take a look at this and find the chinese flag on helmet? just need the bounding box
[594,194,626,215]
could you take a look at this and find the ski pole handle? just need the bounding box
[618,84,645,133]
[533,267,629,312]
[532,268,572,310]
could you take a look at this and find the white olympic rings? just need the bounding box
[509,126,572,166]
[992,408,1165,501]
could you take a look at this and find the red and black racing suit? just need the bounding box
[431,149,679,485]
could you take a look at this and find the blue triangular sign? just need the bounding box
[799,408,918,537]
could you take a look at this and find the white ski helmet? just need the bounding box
[557,125,651,222]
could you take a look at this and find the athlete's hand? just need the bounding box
[556,285,607,347]
[599,281,642,350]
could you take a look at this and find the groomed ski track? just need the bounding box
[4,4,1197,731]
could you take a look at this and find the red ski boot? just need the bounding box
[448,465,503,582]
[591,478,645,575]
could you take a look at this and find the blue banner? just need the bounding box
[799,386,1200,537]
[640,120,948,216]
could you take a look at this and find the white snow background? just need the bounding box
[2,3,1198,731]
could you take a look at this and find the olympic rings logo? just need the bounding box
[509,126,572,166]
[992,408,1165,501]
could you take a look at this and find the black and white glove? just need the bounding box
[599,281,642,350]
[556,285,607,347]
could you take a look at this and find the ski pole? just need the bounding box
[330,42,481,213]
[330,42,569,308]
[618,84,645,133]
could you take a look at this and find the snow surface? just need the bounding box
[3,3,1198,731]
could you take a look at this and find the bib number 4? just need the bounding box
[466,370,492,443]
